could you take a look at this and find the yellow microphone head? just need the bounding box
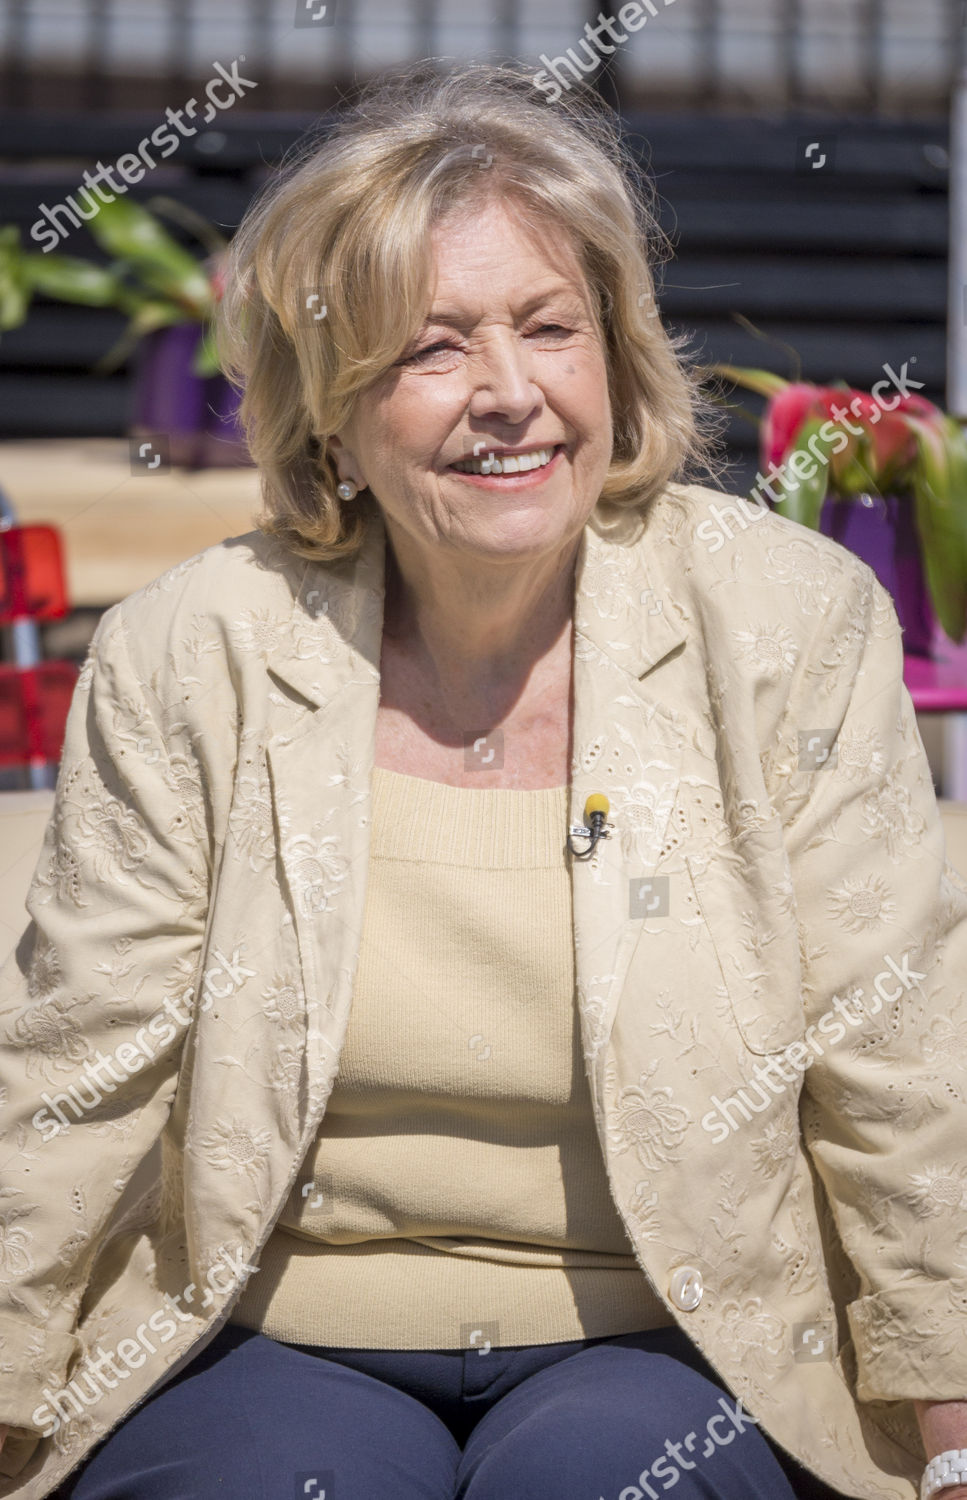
[584,793,610,821]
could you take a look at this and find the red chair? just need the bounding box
[0,660,78,768]
[0,524,70,622]
[0,519,77,787]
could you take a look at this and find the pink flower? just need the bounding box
[762,383,822,468]
[871,394,940,475]
[206,249,229,304]
[763,380,946,493]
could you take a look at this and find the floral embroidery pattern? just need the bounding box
[231,765,276,872]
[626,1178,660,1241]
[920,1015,967,1067]
[861,765,926,860]
[732,624,798,678]
[834,727,886,782]
[719,1297,784,1360]
[229,608,285,661]
[606,1072,690,1170]
[575,974,613,1065]
[0,495,963,1500]
[763,539,838,612]
[283,827,349,918]
[163,753,208,848]
[25,934,62,1001]
[0,1197,34,1281]
[74,793,151,884]
[261,977,304,1025]
[33,830,87,908]
[196,1118,273,1183]
[906,1163,967,1217]
[751,1118,798,1178]
[12,997,90,1079]
[268,1045,303,1118]
[615,773,679,865]
[826,875,896,933]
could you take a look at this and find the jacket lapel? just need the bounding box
[263,517,388,1136]
[568,515,688,1109]
[260,506,689,1137]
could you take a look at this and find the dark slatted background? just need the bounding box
[0,109,948,490]
[0,0,957,488]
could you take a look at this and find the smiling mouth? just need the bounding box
[450,445,560,476]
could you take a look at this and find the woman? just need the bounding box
[1,60,966,1500]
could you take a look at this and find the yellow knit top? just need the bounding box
[229,766,671,1348]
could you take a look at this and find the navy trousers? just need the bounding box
[56,1322,848,1500]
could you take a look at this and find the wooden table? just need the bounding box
[0,438,261,606]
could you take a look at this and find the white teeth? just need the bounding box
[452,446,555,476]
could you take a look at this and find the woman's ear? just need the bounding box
[325,433,361,488]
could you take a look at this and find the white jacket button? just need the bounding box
[669,1266,704,1311]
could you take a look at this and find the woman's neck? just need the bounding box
[381,538,577,705]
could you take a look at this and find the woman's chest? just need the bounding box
[373,653,572,790]
[373,703,571,788]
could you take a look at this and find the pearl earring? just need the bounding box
[336,479,359,502]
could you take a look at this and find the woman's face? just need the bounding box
[328,198,613,572]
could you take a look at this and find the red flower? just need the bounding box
[206,250,229,304]
[763,381,945,492]
[762,383,822,468]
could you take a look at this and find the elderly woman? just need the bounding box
[1,61,966,1500]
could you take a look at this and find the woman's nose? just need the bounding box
[467,334,542,426]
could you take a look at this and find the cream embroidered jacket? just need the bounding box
[1,483,966,1500]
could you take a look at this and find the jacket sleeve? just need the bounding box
[770,560,967,1403]
[0,600,210,1435]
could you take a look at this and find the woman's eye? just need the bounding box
[399,340,458,364]
[398,323,571,366]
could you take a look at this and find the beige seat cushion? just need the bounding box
[0,790,55,965]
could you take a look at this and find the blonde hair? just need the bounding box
[215,60,723,562]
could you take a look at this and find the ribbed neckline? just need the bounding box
[370,765,570,868]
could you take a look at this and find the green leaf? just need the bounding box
[0,227,30,329]
[191,323,222,377]
[82,196,212,318]
[0,269,29,330]
[0,279,29,330]
[710,363,791,400]
[769,418,831,528]
[908,415,967,642]
[92,301,191,374]
[23,255,124,307]
[832,438,878,498]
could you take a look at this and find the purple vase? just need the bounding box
[131,324,250,469]
[198,372,249,468]
[819,491,934,656]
